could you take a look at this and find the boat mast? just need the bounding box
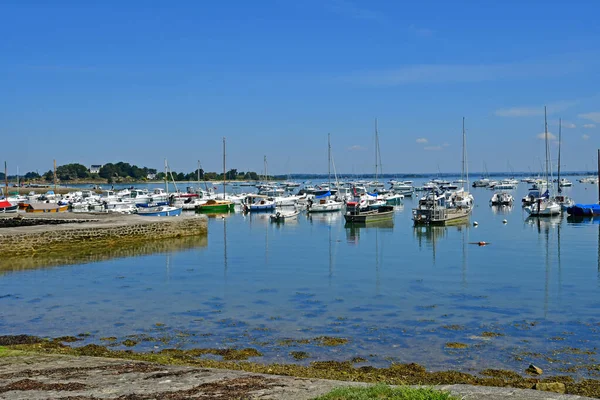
[3,161,7,197]
[264,155,268,183]
[53,159,57,191]
[328,133,331,189]
[597,148,600,204]
[462,117,465,190]
[374,119,378,183]
[223,137,226,199]
[544,106,549,194]
[16,166,19,188]
[558,118,562,193]
[164,158,168,194]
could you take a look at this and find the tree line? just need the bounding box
[2,163,267,183]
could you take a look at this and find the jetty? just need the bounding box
[0,213,208,258]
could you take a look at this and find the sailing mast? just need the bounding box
[264,156,268,183]
[558,119,562,193]
[53,159,57,191]
[164,158,168,194]
[544,106,550,195]
[223,137,226,199]
[3,161,7,197]
[462,117,466,190]
[328,133,331,189]
[374,119,379,183]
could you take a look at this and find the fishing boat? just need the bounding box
[0,199,18,213]
[524,108,561,217]
[269,208,300,222]
[344,202,394,223]
[137,205,182,217]
[242,194,276,212]
[197,199,235,213]
[413,193,471,225]
[490,192,514,206]
[196,138,235,214]
[26,203,69,213]
[413,117,473,225]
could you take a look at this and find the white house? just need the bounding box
[89,164,102,174]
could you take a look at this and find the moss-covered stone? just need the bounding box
[445,342,468,349]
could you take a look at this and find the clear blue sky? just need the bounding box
[1,0,599,175]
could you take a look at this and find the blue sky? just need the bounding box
[1,0,599,175]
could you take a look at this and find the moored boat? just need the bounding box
[0,199,18,213]
[344,202,394,223]
[490,192,514,206]
[196,199,235,213]
[26,203,69,213]
[137,206,182,217]
[269,208,300,222]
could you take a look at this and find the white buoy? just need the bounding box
[503,219,508,224]
[473,221,479,226]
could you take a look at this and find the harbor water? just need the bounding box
[2,178,600,377]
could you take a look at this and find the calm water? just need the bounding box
[2,178,600,377]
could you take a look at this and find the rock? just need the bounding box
[534,382,566,394]
[526,364,543,375]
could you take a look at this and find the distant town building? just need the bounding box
[147,168,157,180]
[89,164,102,174]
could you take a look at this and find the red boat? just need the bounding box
[0,199,18,213]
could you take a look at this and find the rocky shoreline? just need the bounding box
[1,335,600,398]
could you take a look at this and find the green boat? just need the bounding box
[196,199,235,213]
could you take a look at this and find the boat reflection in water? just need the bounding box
[307,211,342,226]
[413,223,469,283]
[344,219,393,244]
[490,204,514,215]
[567,215,600,276]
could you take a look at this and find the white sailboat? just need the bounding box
[525,107,561,216]
[307,133,343,213]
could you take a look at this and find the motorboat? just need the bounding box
[269,208,300,222]
[490,192,514,206]
[137,206,182,217]
[344,202,394,223]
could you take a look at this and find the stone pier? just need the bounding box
[0,213,208,258]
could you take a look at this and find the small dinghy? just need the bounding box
[269,208,300,222]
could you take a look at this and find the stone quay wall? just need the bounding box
[0,214,208,257]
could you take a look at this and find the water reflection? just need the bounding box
[0,235,208,274]
[567,215,600,278]
[413,223,469,265]
[307,212,342,225]
[344,220,394,244]
[490,204,514,215]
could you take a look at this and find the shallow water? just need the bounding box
[2,178,600,377]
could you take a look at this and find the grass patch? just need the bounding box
[0,346,25,357]
[314,384,457,399]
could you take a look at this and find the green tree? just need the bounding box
[24,171,41,179]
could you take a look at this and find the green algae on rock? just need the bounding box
[290,351,310,360]
[8,338,600,398]
[445,342,468,349]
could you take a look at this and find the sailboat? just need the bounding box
[196,138,235,213]
[307,133,344,213]
[413,118,473,225]
[552,118,574,210]
[525,107,561,216]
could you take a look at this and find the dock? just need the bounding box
[0,213,208,258]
